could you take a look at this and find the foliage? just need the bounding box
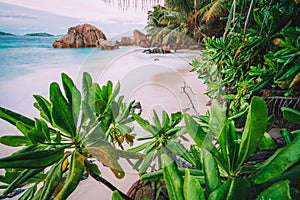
[140,96,300,199]
[191,0,300,108]
[0,73,141,199]
[128,110,193,175]
[146,0,229,46]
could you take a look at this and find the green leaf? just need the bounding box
[132,113,157,135]
[162,110,170,131]
[184,113,212,150]
[209,99,226,137]
[219,119,239,175]
[208,178,251,200]
[50,82,76,138]
[184,114,223,165]
[3,168,43,195]
[138,150,155,175]
[152,110,162,130]
[161,153,184,200]
[281,107,300,125]
[258,132,277,150]
[235,96,268,171]
[0,107,35,127]
[110,81,120,103]
[87,139,124,179]
[167,141,197,167]
[256,180,291,200]
[33,95,52,123]
[112,190,123,200]
[61,73,82,126]
[127,141,155,153]
[0,136,31,147]
[252,135,300,184]
[183,169,205,200]
[85,160,101,176]
[82,72,93,102]
[19,184,37,200]
[202,148,221,193]
[0,146,65,168]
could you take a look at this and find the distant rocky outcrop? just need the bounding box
[133,30,150,48]
[25,32,54,37]
[96,39,119,50]
[53,24,107,48]
[0,31,15,36]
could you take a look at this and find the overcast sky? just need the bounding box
[0,0,160,36]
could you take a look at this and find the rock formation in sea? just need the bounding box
[52,24,107,48]
[96,39,119,50]
[133,30,151,48]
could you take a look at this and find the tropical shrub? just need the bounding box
[139,96,300,199]
[191,0,300,106]
[0,73,141,199]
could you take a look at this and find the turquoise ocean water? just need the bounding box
[0,36,96,81]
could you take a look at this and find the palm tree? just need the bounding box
[146,0,229,46]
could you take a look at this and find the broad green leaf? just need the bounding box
[87,140,124,179]
[152,110,162,130]
[82,72,93,102]
[138,150,155,175]
[19,184,37,200]
[3,168,43,195]
[50,83,76,138]
[219,119,239,175]
[27,128,45,144]
[16,121,30,137]
[0,107,35,127]
[252,135,300,184]
[266,164,300,186]
[0,136,31,147]
[112,190,123,200]
[132,113,157,135]
[184,114,224,165]
[256,180,291,200]
[61,74,82,126]
[110,81,120,103]
[209,99,226,137]
[167,141,197,167]
[0,146,65,168]
[184,113,212,149]
[61,73,75,104]
[161,153,184,200]
[202,149,221,193]
[162,110,170,131]
[115,149,144,159]
[33,95,52,123]
[208,178,251,200]
[258,132,277,150]
[183,169,205,200]
[85,161,101,176]
[281,106,300,125]
[235,96,268,171]
[127,141,155,152]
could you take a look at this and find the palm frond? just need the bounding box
[202,0,228,23]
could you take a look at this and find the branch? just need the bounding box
[86,165,133,200]
[181,81,199,115]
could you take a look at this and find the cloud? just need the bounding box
[0,10,38,19]
[0,0,149,25]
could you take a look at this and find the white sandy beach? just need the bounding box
[0,47,209,199]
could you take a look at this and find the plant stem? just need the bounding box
[86,166,133,200]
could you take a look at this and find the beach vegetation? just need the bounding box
[0,73,141,200]
[1,73,299,199]
[191,0,300,117]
